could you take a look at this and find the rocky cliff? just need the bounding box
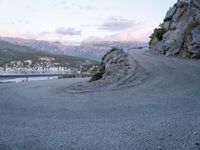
[150,0,200,58]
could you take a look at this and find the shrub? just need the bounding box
[89,65,105,82]
[149,24,166,46]
[150,37,159,46]
[90,72,103,82]
[153,25,166,41]
[187,21,200,33]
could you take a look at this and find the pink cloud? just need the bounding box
[0,28,60,41]
[0,28,31,38]
[0,24,156,43]
[85,25,155,42]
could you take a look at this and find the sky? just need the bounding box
[0,0,177,44]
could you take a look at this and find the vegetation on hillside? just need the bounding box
[187,21,200,33]
[149,24,166,46]
[89,65,105,82]
[0,43,99,72]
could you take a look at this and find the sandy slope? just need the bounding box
[0,49,200,150]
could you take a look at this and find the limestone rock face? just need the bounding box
[102,49,129,83]
[150,0,200,58]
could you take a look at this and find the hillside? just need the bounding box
[149,0,200,58]
[0,37,147,60]
[0,37,70,55]
[0,41,99,72]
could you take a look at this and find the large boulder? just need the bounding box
[90,48,129,83]
[102,49,128,82]
[150,0,200,58]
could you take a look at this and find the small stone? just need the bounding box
[196,142,200,146]
[158,146,162,150]
[160,138,165,141]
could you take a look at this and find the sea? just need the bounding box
[0,76,59,84]
[0,71,63,83]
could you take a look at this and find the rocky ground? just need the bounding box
[0,48,200,150]
[150,0,200,58]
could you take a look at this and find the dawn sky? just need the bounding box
[0,0,177,44]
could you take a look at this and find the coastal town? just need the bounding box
[0,57,96,75]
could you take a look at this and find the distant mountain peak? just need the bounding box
[0,37,147,60]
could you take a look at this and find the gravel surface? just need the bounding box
[0,49,200,150]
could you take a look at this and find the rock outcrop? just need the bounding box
[150,0,200,58]
[90,48,129,83]
[67,48,148,92]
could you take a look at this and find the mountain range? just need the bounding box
[0,37,147,60]
[0,40,98,71]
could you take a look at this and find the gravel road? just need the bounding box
[1,49,200,150]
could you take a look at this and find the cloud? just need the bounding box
[0,28,82,45]
[0,23,155,44]
[7,20,30,25]
[53,2,95,10]
[55,27,82,36]
[0,28,35,38]
[105,27,153,42]
[85,24,155,42]
[69,4,96,10]
[17,20,30,24]
[99,17,140,32]
[37,32,63,41]
[60,1,66,5]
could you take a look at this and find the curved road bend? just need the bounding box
[0,49,200,150]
